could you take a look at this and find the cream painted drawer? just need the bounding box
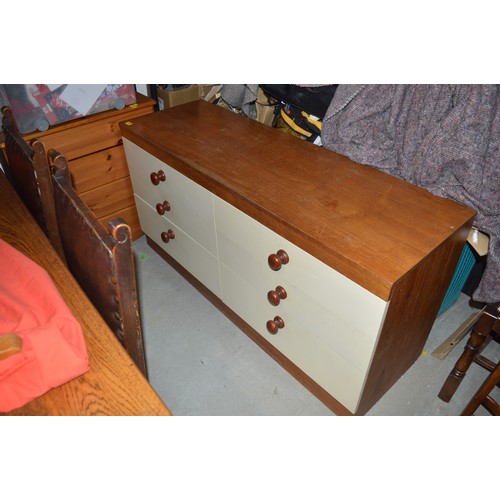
[219,249,381,373]
[219,262,367,413]
[215,197,389,413]
[135,195,220,295]
[214,196,388,347]
[124,139,217,256]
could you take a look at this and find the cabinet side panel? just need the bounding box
[356,225,473,414]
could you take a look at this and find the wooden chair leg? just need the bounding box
[461,361,500,415]
[438,311,496,402]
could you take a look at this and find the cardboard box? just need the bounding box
[1,84,136,134]
[156,85,199,110]
[199,84,221,102]
[256,87,278,126]
[467,227,489,257]
[155,84,221,111]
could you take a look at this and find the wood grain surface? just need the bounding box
[120,100,476,301]
[0,171,171,416]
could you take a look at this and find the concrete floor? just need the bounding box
[133,235,497,416]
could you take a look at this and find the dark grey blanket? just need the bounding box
[322,85,499,304]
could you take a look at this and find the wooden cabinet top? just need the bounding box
[120,100,476,300]
[0,93,155,145]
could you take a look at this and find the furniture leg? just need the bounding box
[438,311,496,402]
[461,360,500,415]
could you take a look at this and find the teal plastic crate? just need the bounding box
[437,242,476,316]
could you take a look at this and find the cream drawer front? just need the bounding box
[218,249,380,371]
[135,195,221,296]
[219,263,366,413]
[214,197,388,350]
[124,139,217,255]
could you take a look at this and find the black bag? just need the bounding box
[274,103,323,143]
[260,84,338,118]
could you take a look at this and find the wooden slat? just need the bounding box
[431,308,486,360]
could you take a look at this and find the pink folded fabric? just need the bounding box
[0,239,89,412]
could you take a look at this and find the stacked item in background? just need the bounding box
[438,227,489,315]
[0,84,137,134]
[151,84,339,146]
[210,84,338,145]
[154,84,221,110]
[259,84,338,145]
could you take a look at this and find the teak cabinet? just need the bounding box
[120,100,476,415]
[3,93,155,239]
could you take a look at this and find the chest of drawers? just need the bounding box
[120,100,475,415]
[1,94,155,239]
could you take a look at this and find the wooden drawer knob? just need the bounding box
[266,316,285,334]
[268,249,289,271]
[150,170,166,185]
[161,229,175,243]
[156,201,171,215]
[267,286,287,306]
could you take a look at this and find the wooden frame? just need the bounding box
[49,150,148,377]
[1,106,66,261]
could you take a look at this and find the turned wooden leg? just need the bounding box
[438,311,496,403]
